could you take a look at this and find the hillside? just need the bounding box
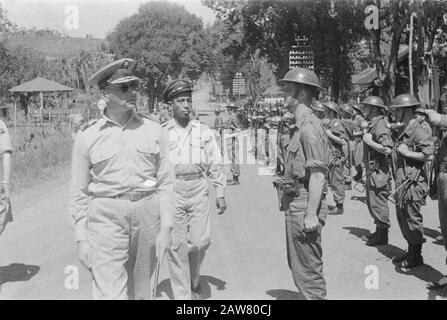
[4,31,108,59]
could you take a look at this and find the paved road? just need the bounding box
[1,129,447,300]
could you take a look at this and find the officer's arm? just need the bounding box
[206,130,226,198]
[156,127,175,229]
[69,132,91,242]
[0,123,12,186]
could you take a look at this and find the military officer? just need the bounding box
[224,103,241,185]
[0,118,12,236]
[278,68,330,300]
[323,101,348,215]
[421,108,447,289]
[389,94,434,269]
[69,59,175,299]
[163,80,227,300]
[361,96,393,246]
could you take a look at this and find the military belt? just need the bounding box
[109,190,155,202]
[176,172,203,181]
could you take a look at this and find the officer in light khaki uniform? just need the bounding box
[0,119,12,236]
[69,59,175,300]
[163,80,227,300]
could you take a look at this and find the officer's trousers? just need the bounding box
[87,194,160,300]
[437,172,447,250]
[0,192,12,236]
[168,178,211,300]
[285,191,328,300]
[365,169,391,229]
[257,128,266,160]
[329,159,345,205]
[395,177,426,245]
[268,128,278,168]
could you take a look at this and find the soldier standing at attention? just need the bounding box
[0,117,12,236]
[323,101,348,215]
[70,59,175,299]
[162,80,227,300]
[351,103,366,182]
[389,94,434,269]
[361,96,393,246]
[224,103,241,185]
[279,68,330,300]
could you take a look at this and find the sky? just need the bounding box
[0,0,216,38]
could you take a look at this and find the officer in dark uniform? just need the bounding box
[361,96,393,246]
[389,94,434,269]
[277,68,330,300]
[323,101,348,215]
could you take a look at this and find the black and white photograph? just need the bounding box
[1,0,447,302]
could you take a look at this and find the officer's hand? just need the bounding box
[303,214,319,233]
[77,240,92,270]
[156,226,172,259]
[384,147,392,156]
[216,197,226,215]
[397,143,409,156]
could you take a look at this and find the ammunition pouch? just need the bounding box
[273,178,308,211]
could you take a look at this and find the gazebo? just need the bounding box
[9,77,74,125]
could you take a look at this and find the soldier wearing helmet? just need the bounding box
[311,100,326,120]
[277,68,330,300]
[350,103,366,182]
[162,79,227,299]
[322,101,350,215]
[389,94,434,269]
[360,96,394,246]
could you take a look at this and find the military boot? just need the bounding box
[227,175,240,185]
[395,244,424,269]
[366,227,388,246]
[329,204,344,215]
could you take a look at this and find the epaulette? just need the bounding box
[139,113,160,124]
[79,119,98,131]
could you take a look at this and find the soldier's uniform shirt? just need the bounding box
[164,118,226,300]
[394,120,434,245]
[282,104,330,300]
[364,115,394,228]
[0,119,12,235]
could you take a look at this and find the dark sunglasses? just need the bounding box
[106,81,139,93]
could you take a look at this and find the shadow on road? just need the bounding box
[157,275,226,300]
[0,263,40,285]
[266,289,305,300]
[424,227,443,245]
[343,226,371,239]
[350,195,367,204]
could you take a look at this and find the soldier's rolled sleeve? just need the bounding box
[301,127,328,172]
[415,128,434,156]
[69,132,91,242]
[375,120,394,148]
[207,133,226,198]
[156,127,175,228]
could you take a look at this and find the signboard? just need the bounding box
[289,37,314,70]
[232,72,246,96]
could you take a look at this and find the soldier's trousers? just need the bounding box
[0,192,12,236]
[257,128,266,160]
[87,194,159,300]
[268,128,278,168]
[285,190,328,300]
[365,169,391,229]
[168,178,211,300]
[225,129,240,177]
[329,159,345,205]
[438,172,447,251]
[394,176,426,245]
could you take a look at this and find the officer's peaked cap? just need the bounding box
[163,80,193,103]
[88,58,140,88]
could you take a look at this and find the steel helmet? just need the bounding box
[340,103,354,116]
[351,103,364,115]
[390,94,420,108]
[311,100,326,113]
[361,96,387,109]
[323,101,340,114]
[280,68,323,91]
[163,80,193,103]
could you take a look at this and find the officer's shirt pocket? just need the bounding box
[136,141,159,165]
[90,147,117,177]
[190,137,207,164]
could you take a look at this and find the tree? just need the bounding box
[108,1,208,112]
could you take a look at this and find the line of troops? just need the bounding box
[66,57,447,300]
